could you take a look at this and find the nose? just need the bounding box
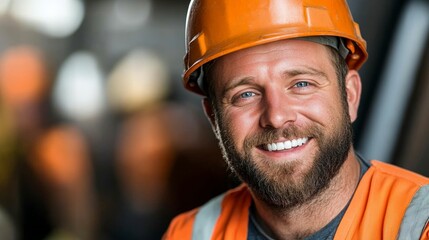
[259,88,297,129]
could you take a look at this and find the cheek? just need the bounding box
[298,96,342,126]
[222,107,260,148]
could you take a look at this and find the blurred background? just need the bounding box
[0,0,427,239]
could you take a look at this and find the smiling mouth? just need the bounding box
[265,137,309,152]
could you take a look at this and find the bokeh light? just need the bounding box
[53,51,106,121]
[9,0,84,38]
[112,0,152,30]
[106,49,170,113]
[0,46,48,107]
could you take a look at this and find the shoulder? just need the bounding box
[369,160,429,186]
[163,184,251,240]
[367,161,429,239]
[334,160,429,239]
[162,208,198,240]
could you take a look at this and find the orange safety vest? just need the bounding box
[164,161,429,240]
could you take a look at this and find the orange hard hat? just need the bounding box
[183,0,368,95]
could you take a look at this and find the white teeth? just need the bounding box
[285,140,292,149]
[272,143,277,151]
[266,137,308,152]
[277,142,285,150]
[292,139,298,147]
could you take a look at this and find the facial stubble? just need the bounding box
[213,101,353,210]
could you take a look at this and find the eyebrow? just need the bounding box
[281,67,329,80]
[221,76,255,97]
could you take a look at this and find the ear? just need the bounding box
[202,98,216,127]
[345,70,362,123]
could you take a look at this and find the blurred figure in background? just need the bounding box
[0,46,50,239]
[32,124,97,240]
[112,103,180,239]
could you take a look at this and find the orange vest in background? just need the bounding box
[163,160,429,240]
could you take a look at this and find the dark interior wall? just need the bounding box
[348,0,407,145]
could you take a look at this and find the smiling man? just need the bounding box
[163,0,429,239]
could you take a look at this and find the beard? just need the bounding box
[214,103,353,210]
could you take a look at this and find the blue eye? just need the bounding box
[240,92,255,98]
[295,81,310,88]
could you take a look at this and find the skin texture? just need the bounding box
[203,39,363,239]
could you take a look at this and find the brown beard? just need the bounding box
[214,105,353,210]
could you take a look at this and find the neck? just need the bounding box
[251,150,361,240]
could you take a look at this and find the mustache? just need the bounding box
[243,125,321,150]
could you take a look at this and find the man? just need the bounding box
[164,0,429,239]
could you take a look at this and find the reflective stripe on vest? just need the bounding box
[192,193,225,240]
[397,185,429,239]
